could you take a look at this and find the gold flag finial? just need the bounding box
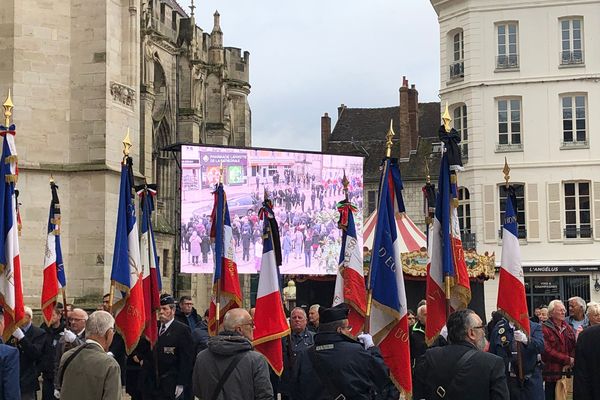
[50,174,55,184]
[342,169,349,200]
[385,119,395,158]
[3,90,14,127]
[442,101,452,133]
[122,128,132,157]
[503,157,511,188]
[219,162,224,184]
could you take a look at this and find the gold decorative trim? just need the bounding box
[401,249,496,280]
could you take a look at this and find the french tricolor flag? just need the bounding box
[369,158,411,396]
[253,198,290,375]
[0,120,25,341]
[333,200,366,335]
[111,158,146,354]
[497,185,530,335]
[41,180,64,325]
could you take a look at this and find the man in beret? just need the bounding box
[292,303,394,400]
[139,293,194,400]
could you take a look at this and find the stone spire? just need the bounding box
[209,10,224,64]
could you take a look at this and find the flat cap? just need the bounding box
[319,303,349,324]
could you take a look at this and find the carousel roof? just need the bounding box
[363,211,427,253]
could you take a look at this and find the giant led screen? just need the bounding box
[180,145,364,275]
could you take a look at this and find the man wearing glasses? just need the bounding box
[292,303,394,400]
[413,309,509,400]
[53,308,88,396]
[192,308,273,400]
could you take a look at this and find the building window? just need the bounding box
[449,31,464,80]
[564,181,591,239]
[499,184,526,239]
[561,94,587,146]
[496,23,519,69]
[453,105,468,162]
[560,18,584,65]
[172,11,178,31]
[367,190,377,215]
[160,3,166,23]
[497,98,522,150]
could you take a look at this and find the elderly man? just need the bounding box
[410,304,427,368]
[140,294,194,400]
[58,311,121,400]
[585,302,600,327]
[293,304,393,400]
[567,296,588,332]
[54,307,88,394]
[542,299,576,400]
[193,308,273,400]
[280,307,315,399]
[307,304,320,332]
[0,308,20,400]
[414,309,509,400]
[7,306,46,400]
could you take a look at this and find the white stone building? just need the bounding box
[430,0,600,318]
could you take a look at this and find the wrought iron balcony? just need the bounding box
[560,50,584,66]
[461,232,476,250]
[496,54,519,69]
[449,61,464,80]
[564,226,592,239]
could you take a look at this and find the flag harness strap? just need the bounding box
[58,343,92,387]
[430,348,476,398]
[210,351,248,400]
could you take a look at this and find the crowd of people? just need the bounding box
[1,294,599,399]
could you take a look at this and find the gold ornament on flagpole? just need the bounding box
[442,101,452,133]
[3,90,14,127]
[385,119,394,158]
[342,169,349,201]
[122,128,132,158]
[503,157,511,188]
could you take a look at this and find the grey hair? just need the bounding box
[24,306,33,318]
[447,309,477,344]
[586,302,600,318]
[568,296,586,312]
[86,311,115,336]
[291,307,307,318]
[222,309,250,331]
[309,304,320,312]
[548,299,564,314]
[417,304,427,318]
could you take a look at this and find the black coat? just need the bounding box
[174,308,201,331]
[413,341,509,400]
[140,319,194,399]
[292,332,392,400]
[410,321,427,368]
[39,321,64,380]
[7,324,46,393]
[573,324,600,400]
[109,332,127,386]
[191,320,210,355]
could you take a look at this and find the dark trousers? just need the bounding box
[544,381,556,400]
[41,377,55,400]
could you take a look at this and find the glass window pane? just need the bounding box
[562,97,572,108]
[565,211,576,224]
[499,134,508,144]
[564,183,575,196]
[509,44,517,54]
[576,131,586,142]
[511,111,520,122]
[499,123,508,134]
[564,131,573,142]
[509,24,516,34]
[576,119,585,130]
[565,197,576,210]
[575,96,585,107]
[512,133,521,144]
[563,109,572,120]
[511,122,521,133]
[499,111,507,122]
[579,196,590,210]
[572,19,580,29]
[498,100,507,112]
[579,182,589,195]
[562,30,570,40]
[510,100,520,111]
[580,211,590,224]
[563,120,573,131]
[515,185,524,197]
[562,20,570,30]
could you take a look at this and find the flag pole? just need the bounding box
[50,175,70,327]
[215,162,224,334]
[441,103,454,318]
[366,120,394,333]
[503,157,525,385]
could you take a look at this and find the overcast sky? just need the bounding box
[187,1,440,151]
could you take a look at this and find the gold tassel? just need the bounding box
[4,155,17,164]
[5,174,17,183]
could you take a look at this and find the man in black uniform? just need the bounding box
[140,294,194,400]
[292,303,393,400]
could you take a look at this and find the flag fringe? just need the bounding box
[253,328,290,347]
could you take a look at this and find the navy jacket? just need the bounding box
[573,324,600,400]
[7,324,46,393]
[0,342,20,400]
[293,332,392,400]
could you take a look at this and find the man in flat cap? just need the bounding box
[139,293,194,400]
[292,303,395,400]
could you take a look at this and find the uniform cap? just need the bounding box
[160,294,175,306]
[319,303,349,324]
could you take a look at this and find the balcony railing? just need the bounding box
[560,50,584,66]
[498,228,527,240]
[496,54,519,69]
[564,226,592,239]
[449,61,464,80]
[461,232,477,250]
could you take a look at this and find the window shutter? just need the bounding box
[483,185,496,242]
[547,183,562,242]
[594,182,600,241]
[527,183,540,242]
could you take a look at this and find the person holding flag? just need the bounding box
[489,160,544,400]
[333,171,367,335]
[0,91,25,341]
[425,105,471,345]
[109,131,146,354]
[253,192,290,376]
[208,167,242,335]
[368,121,412,396]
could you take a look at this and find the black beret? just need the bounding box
[160,294,175,306]
[319,303,349,324]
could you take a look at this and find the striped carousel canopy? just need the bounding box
[363,211,427,253]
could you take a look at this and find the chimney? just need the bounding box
[321,112,331,153]
[398,76,410,160]
[337,104,346,118]
[408,84,419,152]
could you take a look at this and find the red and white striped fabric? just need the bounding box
[363,211,426,253]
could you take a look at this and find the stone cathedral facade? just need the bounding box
[0,0,251,307]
